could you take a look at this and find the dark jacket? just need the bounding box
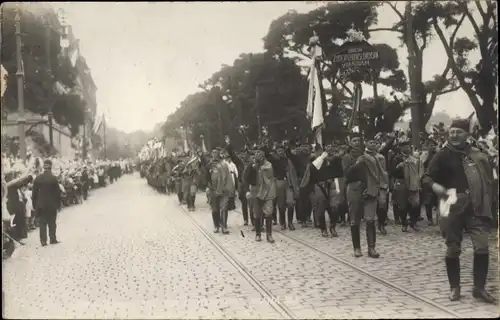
[32,171,61,213]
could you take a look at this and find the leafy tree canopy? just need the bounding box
[1,4,87,136]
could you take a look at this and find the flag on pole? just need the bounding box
[182,129,190,153]
[306,42,327,147]
[93,114,104,135]
[1,64,8,99]
[201,137,207,153]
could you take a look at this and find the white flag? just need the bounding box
[201,138,207,153]
[1,64,8,99]
[307,53,325,146]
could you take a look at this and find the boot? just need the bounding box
[212,212,220,233]
[378,224,387,235]
[28,217,35,230]
[410,207,421,232]
[445,257,461,301]
[329,222,338,237]
[221,211,229,234]
[366,222,380,258]
[426,205,434,226]
[266,218,275,243]
[280,208,287,230]
[191,195,196,211]
[321,229,329,237]
[472,253,496,304]
[287,207,295,230]
[350,225,362,257]
[255,217,262,242]
[24,217,31,231]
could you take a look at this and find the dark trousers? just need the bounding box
[280,206,295,226]
[39,211,57,244]
[376,192,389,226]
[298,195,312,223]
[239,193,249,223]
[13,212,27,240]
[272,199,278,222]
[444,197,490,258]
[318,207,338,230]
[98,176,105,187]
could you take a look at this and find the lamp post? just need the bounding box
[199,84,223,146]
[43,13,54,148]
[15,9,26,162]
[82,110,88,160]
[254,79,274,143]
[406,0,421,150]
[255,85,261,143]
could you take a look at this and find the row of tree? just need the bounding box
[1,4,86,136]
[162,1,497,148]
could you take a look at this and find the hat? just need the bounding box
[450,118,470,133]
[43,159,52,168]
[275,142,285,150]
[398,140,411,148]
[257,144,267,152]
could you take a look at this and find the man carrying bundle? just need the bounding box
[422,118,496,304]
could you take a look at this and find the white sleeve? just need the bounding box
[232,163,239,178]
[312,155,326,170]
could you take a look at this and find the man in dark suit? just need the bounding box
[32,159,61,246]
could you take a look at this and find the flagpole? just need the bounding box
[103,115,107,159]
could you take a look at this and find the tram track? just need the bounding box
[276,230,462,318]
[177,204,297,320]
[212,203,462,318]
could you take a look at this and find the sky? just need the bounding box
[50,1,481,133]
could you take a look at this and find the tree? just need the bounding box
[430,0,497,135]
[1,4,86,136]
[262,2,408,137]
[366,1,462,132]
[162,53,309,149]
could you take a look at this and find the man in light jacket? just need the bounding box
[253,145,277,243]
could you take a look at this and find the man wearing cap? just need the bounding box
[342,135,369,258]
[202,147,234,234]
[226,138,251,225]
[253,145,276,243]
[307,142,345,237]
[32,159,62,246]
[422,117,495,303]
[262,142,293,230]
[349,136,385,258]
[395,140,423,232]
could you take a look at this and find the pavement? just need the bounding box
[3,174,499,319]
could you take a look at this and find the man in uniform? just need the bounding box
[307,142,345,237]
[343,135,381,258]
[202,147,234,234]
[183,155,201,211]
[253,145,276,243]
[226,138,251,225]
[422,118,496,303]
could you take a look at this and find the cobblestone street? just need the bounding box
[3,175,499,319]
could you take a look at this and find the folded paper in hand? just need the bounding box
[439,188,457,218]
[334,178,340,192]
